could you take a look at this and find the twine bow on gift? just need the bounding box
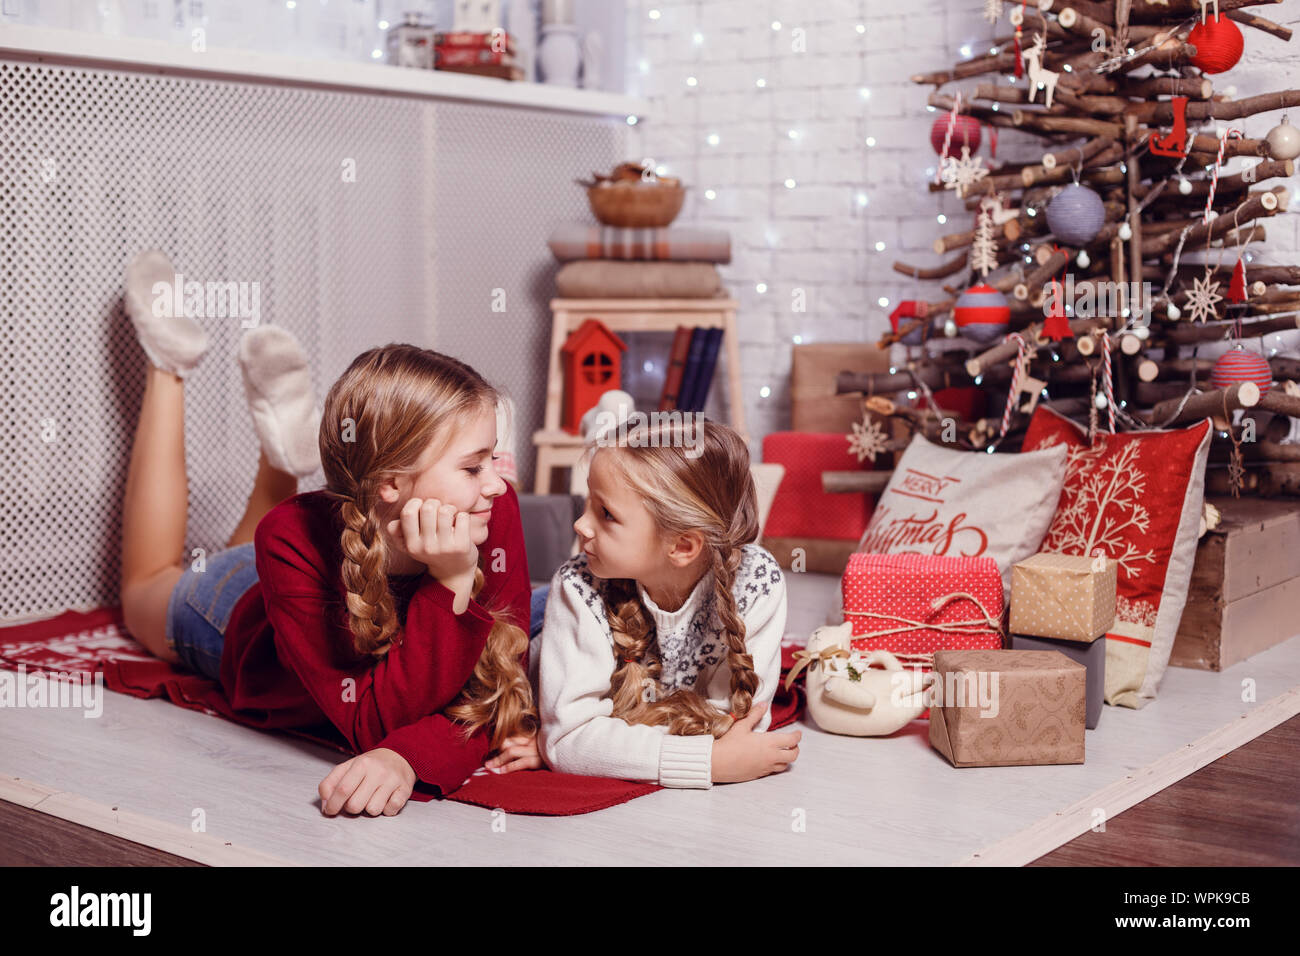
[783,646,850,691]
[843,591,1004,643]
[782,645,936,691]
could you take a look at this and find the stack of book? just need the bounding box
[659,326,724,414]
[433,31,523,81]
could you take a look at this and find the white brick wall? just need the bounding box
[623,0,1300,456]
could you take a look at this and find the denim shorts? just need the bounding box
[529,584,549,641]
[165,542,260,682]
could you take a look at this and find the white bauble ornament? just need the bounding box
[1167,301,1181,320]
[1265,116,1300,161]
[1118,222,1133,241]
[1178,177,1193,195]
[1095,393,1108,410]
[1077,250,1091,268]
[943,318,958,338]
[1134,325,1150,340]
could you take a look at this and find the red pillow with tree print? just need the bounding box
[1020,406,1211,709]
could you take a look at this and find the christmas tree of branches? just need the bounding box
[841,0,1300,498]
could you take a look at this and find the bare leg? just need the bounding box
[226,450,298,548]
[120,367,189,663]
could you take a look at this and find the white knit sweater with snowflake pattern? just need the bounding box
[536,543,787,789]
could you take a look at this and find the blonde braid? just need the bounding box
[709,545,757,722]
[444,568,539,751]
[337,490,401,657]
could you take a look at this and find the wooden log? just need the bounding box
[1163,313,1300,345]
[1121,75,1214,99]
[836,365,973,396]
[1021,141,1125,187]
[1142,187,1289,258]
[1258,389,1300,421]
[1128,0,1286,23]
[1040,135,1113,172]
[965,317,1109,377]
[1141,264,1300,287]
[1135,160,1295,200]
[1205,461,1300,497]
[822,471,895,495]
[1132,90,1300,126]
[1125,113,1144,290]
[1142,382,1261,428]
[1010,110,1125,139]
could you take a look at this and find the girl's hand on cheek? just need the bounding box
[386,497,479,588]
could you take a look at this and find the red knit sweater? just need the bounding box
[218,484,531,797]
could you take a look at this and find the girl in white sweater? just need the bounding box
[508,418,800,788]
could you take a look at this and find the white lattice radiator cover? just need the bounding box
[1,55,623,622]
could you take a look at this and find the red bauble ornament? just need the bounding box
[930,113,981,158]
[1188,14,1244,74]
[1210,348,1272,398]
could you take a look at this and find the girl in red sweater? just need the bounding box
[117,252,539,816]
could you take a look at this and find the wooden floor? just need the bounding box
[1,571,1298,866]
[1034,714,1300,866]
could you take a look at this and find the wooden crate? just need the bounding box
[1170,496,1300,671]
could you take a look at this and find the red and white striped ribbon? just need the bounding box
[936,92,963,186]
[1204,127,1243,223]
[998,332,1029,438]
[1101,334,1116,433]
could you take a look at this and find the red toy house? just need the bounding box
[562,318,627,434]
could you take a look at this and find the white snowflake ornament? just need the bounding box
[846,416,890,463]
[982,0,1004,25]
[940,145,989,198]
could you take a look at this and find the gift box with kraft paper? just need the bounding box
[929,649,1086,767]
[1009,552,1118,643]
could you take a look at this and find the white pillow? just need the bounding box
[856,434,1068,598]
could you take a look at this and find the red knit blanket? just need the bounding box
[0,606,805,816]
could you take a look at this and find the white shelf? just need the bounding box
[0,23,649,120]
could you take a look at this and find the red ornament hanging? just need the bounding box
[930,113,981,158]
[1149,96,1190,157]
[1188,14,1244,74]
[1041,277,1074,341]
[1227,258,1248,303]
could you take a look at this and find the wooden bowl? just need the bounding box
[586,181,686,228]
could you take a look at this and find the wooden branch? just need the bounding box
[1162,313,1300,345]
[823,471,895,495]
[1128,0,1284,24]
[1141,187,1289,258]
[1133,90,1300,126]
[1206,461,1300,497]
[1142,382,1261,427]
[1136,160,1296,200]
[837,365,973,396]
[892,253,969,280]
[1121,76,1214,99]
[1258,389,1300,421]
[965,317,1109,377]
[1227,8,1293,41]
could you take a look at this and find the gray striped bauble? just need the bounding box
[1046,183,1105,247]
[1210,347,1272,398]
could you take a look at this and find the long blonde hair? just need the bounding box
[592,418,759,738]
[317,344,535,750]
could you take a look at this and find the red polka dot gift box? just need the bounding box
[841,552,1005,672]
[1020,406,1212,709]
